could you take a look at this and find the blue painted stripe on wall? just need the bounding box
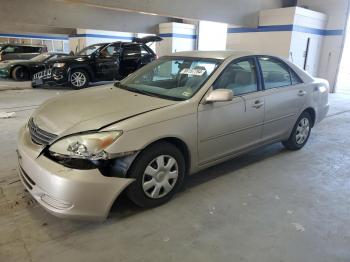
[257,25,294,32]
[159,33,197,39]
[70,33,134,40]
[0,33,68,40]
[228,24,344,36]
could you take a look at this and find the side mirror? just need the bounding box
[204,89,234,103]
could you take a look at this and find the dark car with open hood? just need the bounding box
[0,52,69,81]
[32,36,163,89]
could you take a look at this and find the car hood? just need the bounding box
[32,85,177,136]
[0,60,32,68]
[47,55,90,65]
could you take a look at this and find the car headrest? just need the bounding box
[266,71,287,82]
[234,70,252,86]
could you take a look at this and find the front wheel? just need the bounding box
[282,111,312,150]
[126,142,185,208]
[69,69,89,89]
[11,66,29,81]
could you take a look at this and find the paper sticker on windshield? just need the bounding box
[182,91,192,97]
[180,68,206,76]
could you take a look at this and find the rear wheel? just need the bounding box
[11,66,29,81]
[126,142,185,208]
[69,69,89,89]
[282,111,312,150]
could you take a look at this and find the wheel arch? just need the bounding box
[68,65,94,81]
[10,65,30,79]
[303,107,316,127]
[141,137,191,175]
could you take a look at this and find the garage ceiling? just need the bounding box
[0,0,297,34]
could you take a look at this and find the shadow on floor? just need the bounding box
[108,143,288,221]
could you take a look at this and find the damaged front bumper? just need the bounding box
[17,125,134,220]
[32,67,68,87]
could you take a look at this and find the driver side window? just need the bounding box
[213,58,258,96]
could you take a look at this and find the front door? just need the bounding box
[197,57,265,165]
[95,44,121,81]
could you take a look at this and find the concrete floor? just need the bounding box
[1,88,350,262]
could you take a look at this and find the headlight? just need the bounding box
[49,131,122,160]
[53,62,66,68]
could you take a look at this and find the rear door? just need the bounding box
[140,45,156,67]
[120,44,141,77]
[258,56,306,142]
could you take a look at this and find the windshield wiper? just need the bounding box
[114,82,185,101]
[114,82,159,97]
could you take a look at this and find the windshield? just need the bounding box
[119,57,221,101]
[30,53,52,62]
[76,44,105,56]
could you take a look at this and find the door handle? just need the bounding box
[253,100,264,109]
[298,90,307,96]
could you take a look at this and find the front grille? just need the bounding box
[28,118,58,146]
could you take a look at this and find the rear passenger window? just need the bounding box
[123,45,141,58]
[258,57,292,89]
[213,58,258,96]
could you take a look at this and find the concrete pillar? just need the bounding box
[157,22,197,57]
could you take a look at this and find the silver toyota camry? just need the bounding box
[17,51,329,220]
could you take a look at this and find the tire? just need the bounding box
[126,142,186,208]
[11,66,29,81]
[69,69,89,89]
[282,111,312,151]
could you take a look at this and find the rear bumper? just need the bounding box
[17,125,134,220]
[316,103,330,124]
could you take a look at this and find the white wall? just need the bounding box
[198,21,227,51]
[0,33,69,53]
[157,23,197,57]
[289,7,327,75]
[298,0,349,91]
[227,30,292,57]
[69,29,134,53]
[226,6,346,84]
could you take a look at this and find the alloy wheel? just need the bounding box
[71,72,87,87]
[296,117,310,145]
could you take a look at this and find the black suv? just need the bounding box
[0,44,47,61]
[32,36,162,89]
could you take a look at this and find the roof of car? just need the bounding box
[170,50,257,60]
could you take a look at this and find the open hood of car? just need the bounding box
[132,35,163,44]
[31,85,177,137]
